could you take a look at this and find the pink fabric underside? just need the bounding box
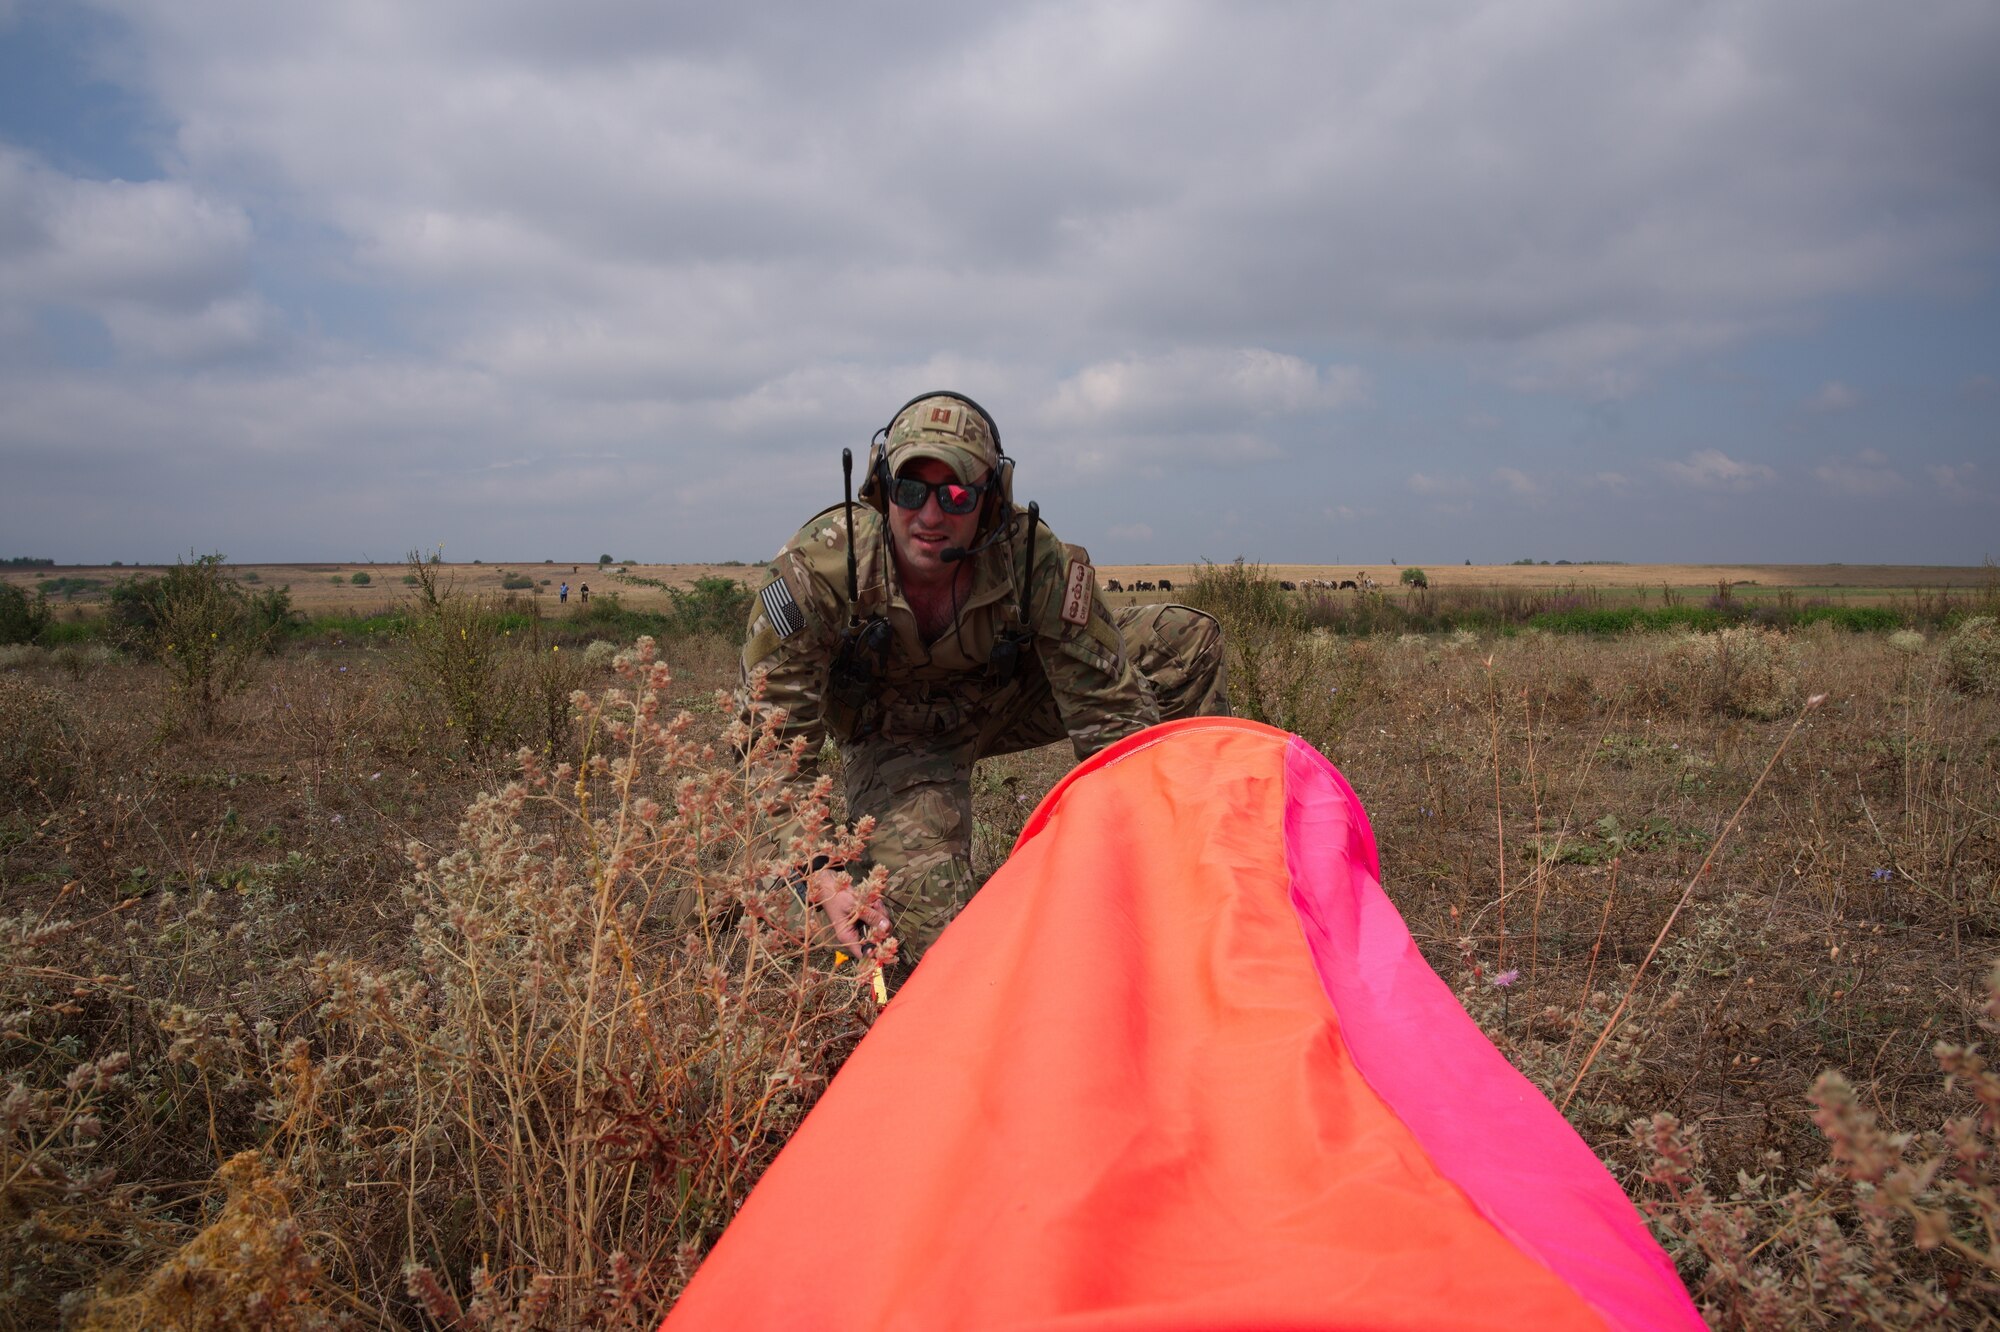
[1281,736,1705,1332]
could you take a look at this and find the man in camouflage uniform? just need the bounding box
[742,391,1229,968]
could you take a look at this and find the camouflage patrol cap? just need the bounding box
[884,394,1001,485]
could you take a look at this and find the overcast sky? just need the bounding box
[3,1,1995,567]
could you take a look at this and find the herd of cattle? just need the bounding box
[1103,575,1375,594]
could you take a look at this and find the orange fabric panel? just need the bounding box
[667,723,1608,1330]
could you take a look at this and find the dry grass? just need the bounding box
[1096,561,1993,593]
[7,559,1993,623]
[1,563,763,619]
[3,591,1999,1326]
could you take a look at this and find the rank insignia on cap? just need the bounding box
[760,576,805,639]
[1060,559,1095,626]
[926,404,963,434]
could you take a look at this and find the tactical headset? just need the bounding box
[837,391,1041,691]
[858,390,1015,523]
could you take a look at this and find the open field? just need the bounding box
[4,561,766,618]
[8,559,1994,622]
[3,561,2000,1325]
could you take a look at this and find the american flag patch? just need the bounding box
[760,576,805,639]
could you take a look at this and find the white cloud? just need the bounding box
[1043,348,1367,431]
[1810,380,1859,411]
[0,146,261,363]
[1107,522,1153,542]
[1492,466,1541,497]
[1660,449,1778,490]
[1813,451,1906,496]
[1926,462,1982,501]
[1408,472,1471,496]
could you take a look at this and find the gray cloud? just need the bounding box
[1814,449,1905,497]
[1660,450,1779,491]
[2,0,1995,562]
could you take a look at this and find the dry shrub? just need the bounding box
[396,554,519,757]
[508,621,589,761]
[0,674,82,811]
[1634,965,2000,1327]
[261,637,880,1323]
[73,1152,330,1332]
[1676,625,1801,719]
[1945,616,2000,694]
[1183,561,1370,748]
[1,910,169,1329]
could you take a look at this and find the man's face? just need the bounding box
[886,457,984,586]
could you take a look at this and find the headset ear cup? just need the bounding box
[868,447,892,513]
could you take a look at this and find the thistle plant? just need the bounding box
[258,637,881,1322]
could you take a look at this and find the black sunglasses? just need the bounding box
[889,474,985,515]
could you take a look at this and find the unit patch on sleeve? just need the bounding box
[760,575,805,639]
[1060,558,1096,626]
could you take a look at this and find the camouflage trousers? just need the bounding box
[841,603,1229,967]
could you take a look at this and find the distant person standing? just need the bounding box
[560,582,569,604]
[580,583,590,605]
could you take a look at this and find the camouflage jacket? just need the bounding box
[742,502,1157,866]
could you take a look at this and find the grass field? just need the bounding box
[3,558,1999,1326]
[9,558,1995,620]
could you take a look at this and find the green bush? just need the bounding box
[0,583,54,645]
[329,574,346,584]
[1400,567,1428,588]
[349,571,371,586]
[663,577,753,637]
[500,573,536,591]
[1794,605,1897,632]
[36,576,105,600]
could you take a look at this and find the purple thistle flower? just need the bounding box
[1870,867,1892,883]
[1492,969,1520,988]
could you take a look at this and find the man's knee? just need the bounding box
[1116,603,1231,720]
[881,852,980,964]
[846,770,978,964]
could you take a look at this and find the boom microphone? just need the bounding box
[940,505,1030,564]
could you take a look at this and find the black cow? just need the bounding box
[1157,578,1173,592]
[1339,579,1358,590]
[1279,580,1297,591]
[1105,579,1124,592]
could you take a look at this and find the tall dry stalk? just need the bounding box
[1561,693,1827,1114]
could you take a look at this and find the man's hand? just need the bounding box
[809,868,891,954]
